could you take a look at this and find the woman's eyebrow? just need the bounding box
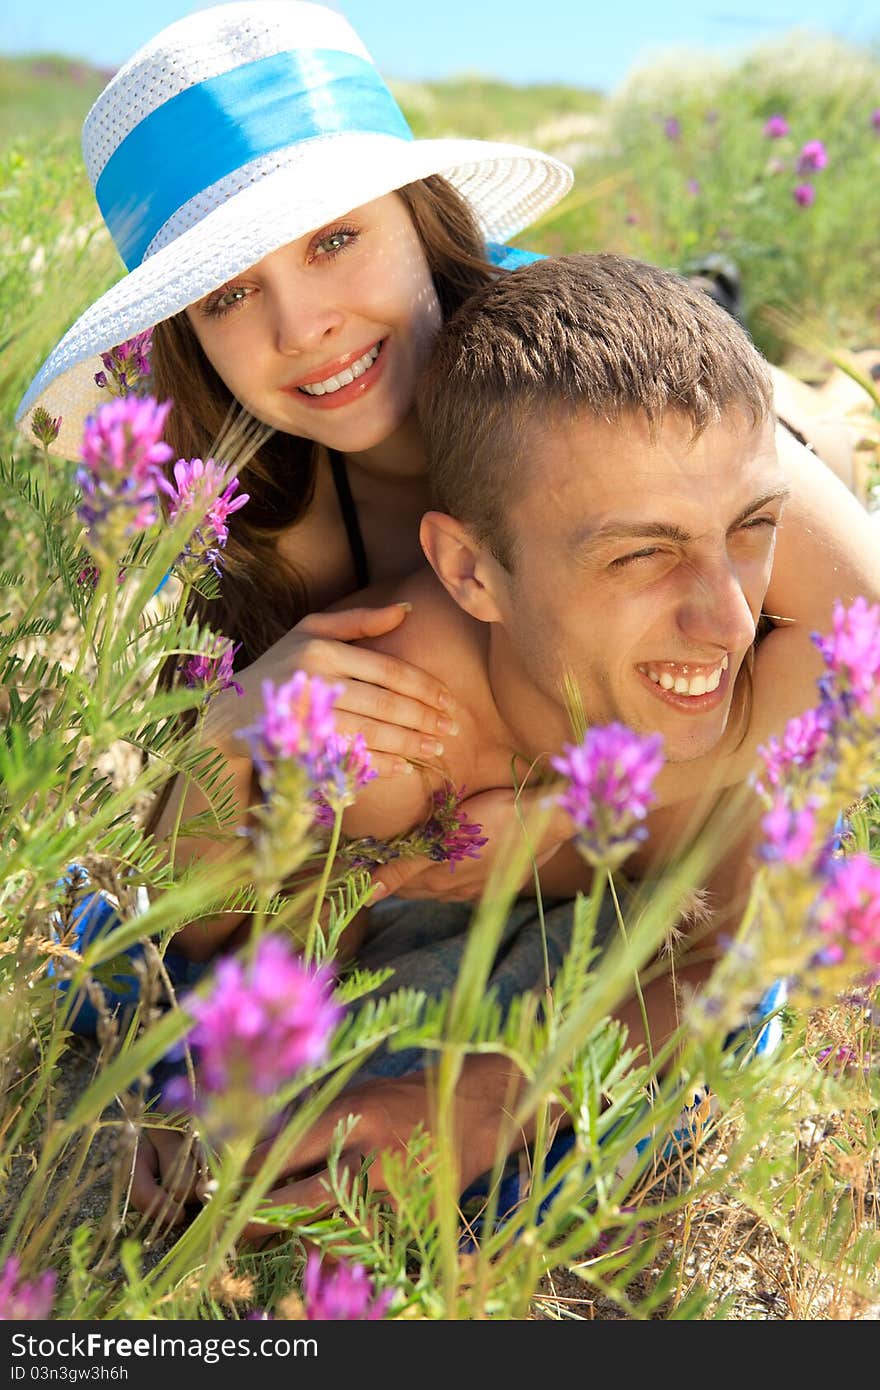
[570,485,792,554]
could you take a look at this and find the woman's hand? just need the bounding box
[370,786,573,902]
[206,603,456,777]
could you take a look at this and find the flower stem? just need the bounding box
[305,808,343,963]
[608,872,655,1070]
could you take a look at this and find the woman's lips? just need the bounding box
[281,339,387,410]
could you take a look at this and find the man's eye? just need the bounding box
[609,547,660,569]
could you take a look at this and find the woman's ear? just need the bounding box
[419,511,507,623]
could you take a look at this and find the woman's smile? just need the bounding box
[281,339,388,410]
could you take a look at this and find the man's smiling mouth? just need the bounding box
[636,655,729,698]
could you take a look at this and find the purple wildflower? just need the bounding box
[179,637,243,697]
[94,329,153,396]
[763,114,790,139]
[76,395,172,557]
[312,731,376,825]
[755,706,831,794]
[0,1257,56,1320]
[171,936,341,1100]
[238,672,342,784]
[30,406,62,448]
[162,456,250,576]
[813,596,880,715]
[872,109,880,132]
[796,140,828,173]
[76,564,127,589]
[815,1043,860,1072]
[663,116,681,141]
[552,723,665,869]
[421,784,488,869]
[793,183,816,207]
[302,1255,392,1321]
[760,796,818,865]
[686,179,701,196]
[816,855,880,970]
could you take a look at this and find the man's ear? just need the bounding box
[420,511,507,623]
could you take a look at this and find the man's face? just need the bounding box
[494,408,787,764]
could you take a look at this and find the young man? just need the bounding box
[133,254,880,1226]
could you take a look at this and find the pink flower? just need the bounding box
[312,731,376,825]
[663,116,681,141]
[420,784,488,869]
[686,179,701,196]
[755,707,831,793]
[179,637,243,698]
[872,109,880,132]
[813,596,880,715]
[303,1255,392,1320]
[552,724,664,869]
[76,395,172,556]
[0,1257,56,1319]
[162,457,249,577]
[793,183,816,207]
[764,114,790,139]
[760,796,818,865]
[816,855,880,969]
[173,936,341,1098]
[94,330,153,396]
[238,672,342,785]
[796,140,828,173]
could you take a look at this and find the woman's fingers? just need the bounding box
[295,603,412,643]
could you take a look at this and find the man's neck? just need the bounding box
[485,626,573,779]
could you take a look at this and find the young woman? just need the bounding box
[19,1,879,1228]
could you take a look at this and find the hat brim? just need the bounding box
[17,134,572,459]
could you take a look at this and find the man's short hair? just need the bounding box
[417,252,773,567]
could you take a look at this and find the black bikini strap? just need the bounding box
[328,449,370,590]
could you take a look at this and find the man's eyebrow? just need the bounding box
[571,485,792,553]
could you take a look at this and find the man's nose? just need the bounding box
[273,280,345,356]
[677,556,758,654]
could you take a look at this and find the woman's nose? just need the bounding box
[273,282,345,356]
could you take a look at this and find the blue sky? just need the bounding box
[1,0,877,89]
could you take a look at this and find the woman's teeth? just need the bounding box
[298,344,381,396]
[643,655,729,697]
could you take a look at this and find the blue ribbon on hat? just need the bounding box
[96,48,414,272]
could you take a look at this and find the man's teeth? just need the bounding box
[298,345,381,395]
[644,655,728,697]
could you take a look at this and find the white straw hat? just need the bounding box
[17,0,573,459]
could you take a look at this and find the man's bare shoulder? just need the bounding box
[343,565,485,678]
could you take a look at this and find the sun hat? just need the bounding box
[16,0,573,459]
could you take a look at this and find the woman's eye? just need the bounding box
[202,285,250,318]
[312,227,357,258]
[740,516,777,533]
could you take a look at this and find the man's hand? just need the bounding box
[238,1054,532,1240]
[370,786,572,902]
